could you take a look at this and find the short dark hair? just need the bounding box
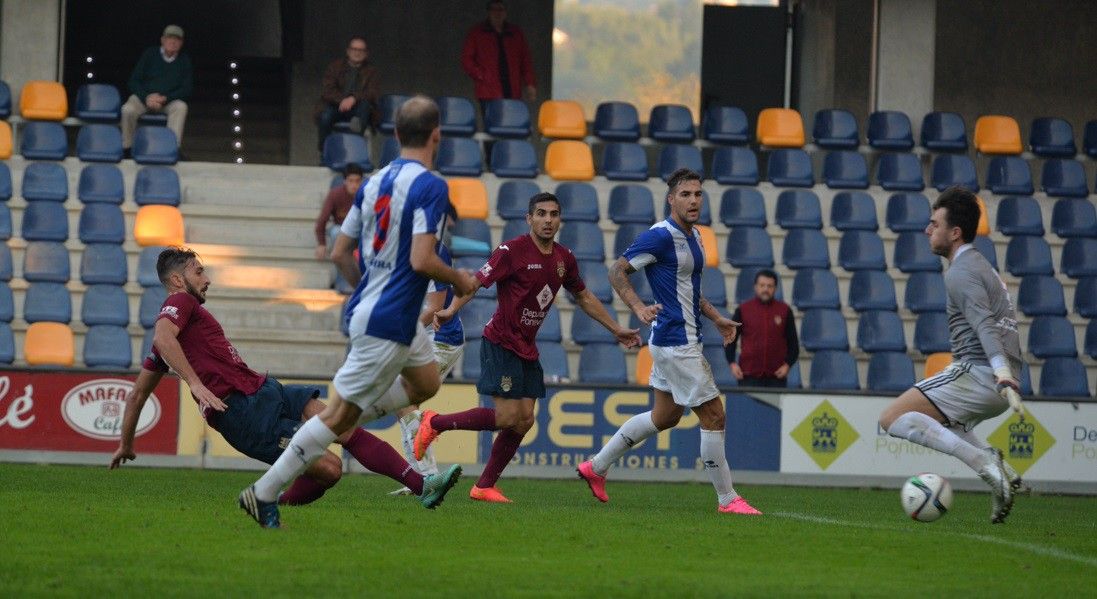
[932,186,980,243]
[343,163,364,178]
[156,247,199,285]
[395,95,440,149]
[754,269,778,285]
[666,168,702,198]
[527,191,560,215]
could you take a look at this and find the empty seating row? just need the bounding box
[10,123,177,164]
[4,162,180,205]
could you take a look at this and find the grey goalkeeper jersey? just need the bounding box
[945,245,1023,376]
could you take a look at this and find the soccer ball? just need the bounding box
[900,473,953,522]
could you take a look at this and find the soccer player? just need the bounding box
[239,96,478,528]
[413,191,642,503]
[577,168,762,515]
[878,186,1024,524]
[110,247,448,510]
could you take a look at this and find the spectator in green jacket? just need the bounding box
[121,25,193,158]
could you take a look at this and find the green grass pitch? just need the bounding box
[2,463,1095,597]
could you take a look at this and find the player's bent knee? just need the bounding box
[312,454,343,485]
[652,413,681,430]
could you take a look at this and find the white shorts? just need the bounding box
[333,323,436,412]
[648,343,721,408]
[433,341,465,381]
[914,362,1008,431]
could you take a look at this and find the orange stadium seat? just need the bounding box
[447,178,489,220]
[538,100,587,139]
[973,116,1022,155]
[19,81,68,121]
[694,224,719,267]
[756,108,805,148]
[975,195,990,236]
[24,322,75,366]
[923,352,951,378]
[134,205,185,246]
[0,120,11,159]
[544,140,594,181]
[635,345,653,386]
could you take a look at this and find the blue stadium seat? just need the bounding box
[848,270,897,311]
[877,152,924,191]
[0,323,13,364]
[766,149,813,187]
[75,84,121,121]
[1062,238,1097,278]
[701,267,727,307]
[132,126,179,165]
[838,230,887,271]
[490,140,537,178]
[812,109,859,149]
[995,195,1044,236]
[786,361,803,389]
[0,163,10,201]
[1017,275,1066,317]
[139,286,168,328]
[792,268,840,310]
[438,96,476,136]
[914,312,950,354]
[725,227,774,268]
[1041,159,1089,198]
[0,205,9,240]
[920,112,967,152]
[23,242,70,282]
[0,283,12,322]
[658,144,704,182]
[661,191,712,225]
[536,306,562,342]
[435,137,482,176]
[23,282,71,323]
[451,219,491,256]
[1039,357,1090,397]
[1086,320,1097,359]
[705,346,737,387]
[22,202,68,241]
[133,166,181,206]
[579,261,614,303]
[628,270,655,305]
[81,284,129,326]
[461,298,496,340]
[1073,276,1097,318]
[540,341,571,382]
[830,191,878,231]
[1028,316,1077,358]
[886,192,931,232]
[572,304,616,344]
[377,94,410,135]
[21,162,68,201]
[1086,120,1097,158]
[904,271,946,313]
[78,164,125,204]
[81,243,127,285]
[734,268,784,305]
[138,326,155,362]
[500,219,528,245]
[558,221,604,261]
[894,232,942,273]
[601,143,648,181]
[702,105,749,144]
[822,151,868,189]
[593,101,640,142]
[20,121,67,160]
[83,325,132,368]
[557,182,599,222]
[719,187,766,228]
[484,99,531,138]
[775,190,822,229]
[1029,117,1076,157]
[78,204,125,244]
[711,146,759,185]
[379,137,400,169]
[800,308,849,351]
[76,124,123,163]
[578,343,628,384]
[321,132,372,171]
[1005,236,1054,276]
[608,185,655,224]
[137,246,166,287]
[985,156,1033,195]
[648,104,694,143]
[973,235,998,270]
[1051,198,1097,238]
[810,350,859,390]
[866,352,915,393]
[0,80,10,119]
[0,246,11,281]
[931,154,978,192]
[782,229,830,269]
[496,180,540,220]
[857,310,906,352]
[867,111,914,150]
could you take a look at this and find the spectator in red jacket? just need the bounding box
[725,270,799,387]
[314,163,364,260]
[461,1,536,116]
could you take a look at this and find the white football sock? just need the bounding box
[591,411,659,475]
[253,416,337,502]
[700,429,738,506]
[398,410,438,476]
[357,378,412,424]
[887,412,989,473]
[950,425,990,451]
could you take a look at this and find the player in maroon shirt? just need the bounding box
[109,247,461,510]
[413,192,641,503]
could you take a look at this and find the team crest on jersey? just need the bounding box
[556,261,565,277]
[536,284,554,309]
[479,263,492,277]
[500,376,513,392]
[774,315,782,326]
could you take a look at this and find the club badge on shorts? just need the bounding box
[500,376,513,393]
[557,261,565,278]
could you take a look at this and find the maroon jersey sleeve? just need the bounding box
[562,248,586,295]
[141,348,169,373]
[156,292,197,329]
[475,240,518,288]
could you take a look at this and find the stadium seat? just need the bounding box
[1005,236,1054,276]
[786,362,803,389]
[0,124,10,160]
[627,268,655,304]
[711,146,759,185]
[377,94,410,135]
[914,313,950,355]
[556,182,600,222]
[658,144,704,182]
[791,268,840,310]
[608,185,655,225]
[701,267,727,307]
[838,230,887,271]
[1028,315,1077,358]
[695,225,719,268]
[483,99,531,138]
[734,267,784,305]
[0,246,12,281]
[81,284,129,326]
[0,205,9,240]
[1062,238,1097,278]
[0,283,12,322]
[133,205,184,246]
[894,232,942,273]
[22,202,68,241]
[705,345,737,387]
[78,164,125,204]
[496,180,539,220]
[1086,320,1097,359]
[137,325,155,363]
[930,154,978,192]
[974,115,1022,154]
[702,105,749,144]
[489,139,537,178]
[544,140,594,181]
[614,223,652,257]
[867,111,914,150]
[719,187,766,228]
[648,104,695,143]
[976,195,992,236]
[81,243,127,285]
[1086,120,1097,158]
[1076,277,1097,318]
[601,142,648,181]
[904,271,946,313]
[830,191,878,231]
[533,306,562,342]
[559,221,604,262]
[985,156,1033,195]
[800,308,849,351]
[76,124,123,162]
[134,166,181,206]
[972,235,998,270]
[19,81,67,120]
[378,137,400,169]
[79,204,125,244]
[661,191,712,226]
[437,96,476,136]
[578,261,613,303]
[1041,159,1089,198]
[20,121,67,160]
[1029,117,1076,157]
[1017,275,1067,317]
[321,132,372,171]
[822,151,869,189]
[540,342,571,382]
[1051,198,1097,238]
[1039,357,1090,397]
[139,286,168,328]
[725,227,774,268]
[920,112,967,152]
[593,101,640,142]
[782,229,830,269]
[83,325,132,368]
[766,149,813,187]
[886,192,930,232]
[24,322,74,366]
[23,241,70,282]
[866,352,915,392]
[461,298,497,341]
[538,100,586,139]
[923,352,952,378]
[578,343,628,384]
[435,137,482,176]
[23,282,72,323]
[756,108,804,147]
[0,80,9,119]
[501,219,527,244]
[810,350,859,390]
[812,109,859,149]
[74,83,121,121]
[447,178,489,220]
[635,345,653,384]
[848,270,897,311]
[572,304,616,344]
[451,220,491,256]
[876,152,924,191]
[132,126,179,165]
[857,310,906,352]
[995,196,1044,236]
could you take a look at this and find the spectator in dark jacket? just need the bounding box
[461,1,536,116]
[315,36,380,151]
[121,25,193,156]
[725,270,799,387]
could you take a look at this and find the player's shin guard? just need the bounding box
[590,411,658,475]
[700,429,739,506]
[887,412,988,472]
[253,416,338,502]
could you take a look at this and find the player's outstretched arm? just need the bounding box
[109,368,164,469]
[609,257,661,324]
[700,297,741,344]
[331,233,362,287]
[152,319,227,413]
[574,288,641,349]
[410,233,478,296]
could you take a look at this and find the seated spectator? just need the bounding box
[315,36,380,151]
[121,25,192,158]
[315,163,364,260]
[462,1,536,117]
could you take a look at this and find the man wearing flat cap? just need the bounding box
[121,25,193,158]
